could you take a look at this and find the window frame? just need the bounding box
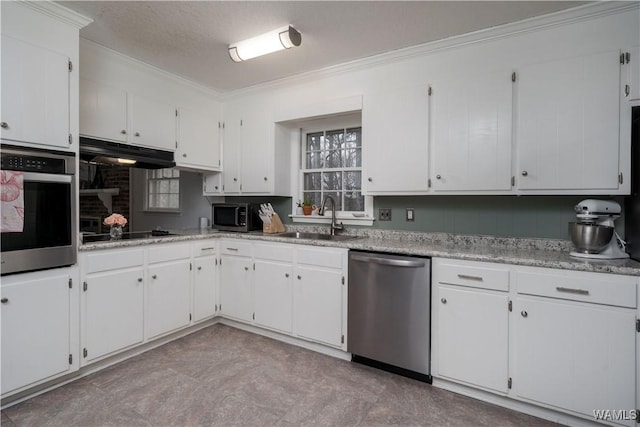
[144,168,181,213]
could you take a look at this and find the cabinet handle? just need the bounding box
[233,177,238,182]
[182,153,187,157]
[436,175,442,180]
[263,176,268,181]
[135,132,140,137]
[555,286,589,296]
[152,275,157,279]
[120,129,126,135]
[197,266,202,271]
[625,84,630,97]
[201,247,215,251]
[457,274,483,282]
[367,177,372,182]
[0,122,8,129]
[244,266,249,271]
[285,273,290,278]
[1,298,8,303]
[137,278,143,282]
[440,298,447,304]
[297,275,302,280]
[521,171,528,177]
[226,247,238,251]
[521,310,528,318]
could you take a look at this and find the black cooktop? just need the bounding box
[82,229,178,243]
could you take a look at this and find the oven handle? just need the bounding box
[21,172,72,184]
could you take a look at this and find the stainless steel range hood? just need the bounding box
[79,137,175,169]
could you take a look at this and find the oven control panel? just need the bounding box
[1,154,67,174]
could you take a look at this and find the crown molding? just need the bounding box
[222,1,639,100]
[80,39,223,99]
[19,0,93,29]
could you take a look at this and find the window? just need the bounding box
[146,168,180,211]
[301,126,363,212]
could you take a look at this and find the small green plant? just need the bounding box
[303,197,313,206]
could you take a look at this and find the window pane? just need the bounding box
[306,132,324,151]
[159,180,169,193]
[325,130,343,150]
[322,192,342,211]
[345,127,362,148]
[158,194,169,207]
[170,179,179,193]
[169,194,180,209]
[344,191,364,211]
[343,148,361,168]
[322,172,342,191]
[303,192,322,207]
[304,172,322,191]
[306,151,324,169]
[325,150,343,168]
[344,171,361,191]
[148,194,156,207]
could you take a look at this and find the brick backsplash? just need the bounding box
[79,164,130,231]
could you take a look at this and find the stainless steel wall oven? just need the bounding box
[1,144,76,275]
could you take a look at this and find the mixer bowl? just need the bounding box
[568,222,614,254]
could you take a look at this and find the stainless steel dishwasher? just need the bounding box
[348,251,431,382]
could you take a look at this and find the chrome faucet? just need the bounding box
[319,195,344,235]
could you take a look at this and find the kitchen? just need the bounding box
[1,1,640,426]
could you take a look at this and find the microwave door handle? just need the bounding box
[21,172,72,184]
[235,207,241,226]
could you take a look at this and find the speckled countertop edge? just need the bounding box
[79,226,640,277]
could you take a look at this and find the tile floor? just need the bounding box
[2,324,558,426]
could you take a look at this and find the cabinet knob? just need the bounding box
[436,175,442,180]
[137,278,143,282]
[182,153,187,157]
[521,171,528,177]
[0,122,8,129]
[120,129,126,135]
[264,177,268,181]
[285,273,289,278]
[135,132,140,137]
[244,266,249,271]
[440,298,447,304]
[152,274,157,279]
[1,298,8,303]
[368,177,372,182]
[521,310,528,318]
[197,266,202,271]
[297,275,302,280]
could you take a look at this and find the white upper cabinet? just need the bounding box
[80,78,177,152]
[128,93,176,152]
[80,78,127,143]
[176,106,222,172]
[239,106,274,194]
[1,35,70,149]
[515,50,623,192]
[430,70,513,192]
[363,83,430,194]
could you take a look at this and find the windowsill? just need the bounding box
[289,214,374,227]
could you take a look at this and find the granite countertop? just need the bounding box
[79,226,640,277]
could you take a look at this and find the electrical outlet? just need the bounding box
[379,208,392,221]
[406,208,415,222]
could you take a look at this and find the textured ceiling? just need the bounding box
[59,1,587,93]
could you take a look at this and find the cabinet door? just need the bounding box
[436,286,509,393]
[193,255,217,322]
[146,260,191,339]
[431,70,512,191]
[362,84,429,194]
[1,273,71,394]
[516,50,621,191]
[219,255,253,322]
[293,265,343,347]
[79,78,128,143]
[1,35,69,148]
[221,110,242,194]
[514,296,636,422]
[202,173,223,195]
[240,107,273,194]
[83,268,144,364]
[254,260,293,333]
[129,94,176,152]
[177,107,221,171]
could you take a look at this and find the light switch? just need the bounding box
[406,208,415,222]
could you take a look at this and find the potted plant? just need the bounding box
[302,197,313,215]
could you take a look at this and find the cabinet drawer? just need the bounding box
[254,243,293,263]
[148,243,191,264]
[297,247,344,269]
[220,240,253,257]
[192,240,217,256]
[85,249,144,273]
[516,270,637,308]
[436,261,509,292]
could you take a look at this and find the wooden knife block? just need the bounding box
[262,213,285,234]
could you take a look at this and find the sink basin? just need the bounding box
[276,231,358,241]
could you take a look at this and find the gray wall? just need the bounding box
[130,169,624,239]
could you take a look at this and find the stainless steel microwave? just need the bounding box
[212,203,261,232]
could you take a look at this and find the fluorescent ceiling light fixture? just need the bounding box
[229,26,301,62]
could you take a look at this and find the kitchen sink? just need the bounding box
[276,231,359,241]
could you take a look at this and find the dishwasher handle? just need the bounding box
[351,254,426,268]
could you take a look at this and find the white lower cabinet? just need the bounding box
[146,243,191,340]
[253,243,294,334]
[192,241,218,323]
[219,241,254,323]
[433,258,639,426]
[1,267,78,396]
